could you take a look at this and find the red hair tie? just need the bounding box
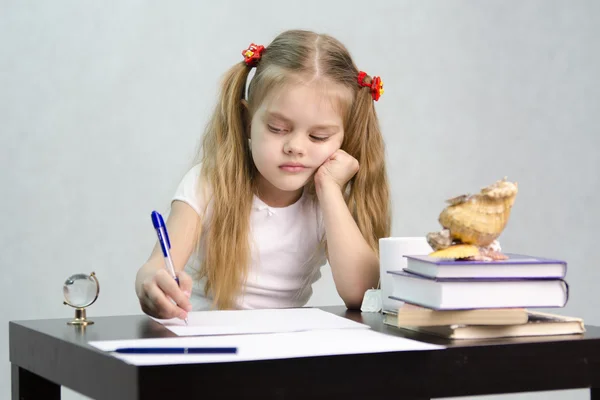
[242,43,265,67]
[358,71,384,101]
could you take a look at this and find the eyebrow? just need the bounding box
[265,111,341,131]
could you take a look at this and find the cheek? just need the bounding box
[253,135,279,155]
[251,133,281,164]
[250,125,270,150]
[313,141,342,164]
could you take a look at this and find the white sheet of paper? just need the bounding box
[152,308,369,336]
[89,328,444,366]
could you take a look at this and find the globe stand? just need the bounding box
[67,308,94,326]
[63,272,100,326]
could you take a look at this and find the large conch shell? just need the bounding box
[427,177,518,260]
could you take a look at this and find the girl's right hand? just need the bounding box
[136,266,193,320]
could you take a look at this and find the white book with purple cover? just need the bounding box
[387,270,569,310]
[404,253,567,279]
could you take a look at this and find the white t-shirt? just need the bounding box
[171,164,328,310]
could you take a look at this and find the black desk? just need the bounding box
[10,306,600,399]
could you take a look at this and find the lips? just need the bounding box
[280,162,305,167]
[279,162,306,172]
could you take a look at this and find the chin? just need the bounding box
[270,174,311,192]
[272,180,308,192]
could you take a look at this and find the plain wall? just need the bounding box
[1,1,598,399]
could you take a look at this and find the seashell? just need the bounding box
[476,247,509,261]
[437,178,518,247]
[429,244,480,259]
[445,194,470,206]
[426,229,453,251]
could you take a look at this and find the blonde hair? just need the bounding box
[195,29,391,309]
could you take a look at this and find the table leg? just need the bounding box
[12,364,60,400]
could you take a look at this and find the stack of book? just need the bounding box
[383,253,585,339]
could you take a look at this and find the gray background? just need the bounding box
[1,1,598,399]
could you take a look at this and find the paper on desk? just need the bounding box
[89,328,444,366]
[152,308,369,336]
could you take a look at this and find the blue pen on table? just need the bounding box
[114,347,237,354]
[151,210,189,325]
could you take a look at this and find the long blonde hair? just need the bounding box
[195,29,391,309]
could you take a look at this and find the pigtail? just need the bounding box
[203,62,254,177]
[343,82,391,255]
[198,61,255,309]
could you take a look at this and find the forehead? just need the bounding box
[257,80,352,126]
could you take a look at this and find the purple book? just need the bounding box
[401,253,567,280]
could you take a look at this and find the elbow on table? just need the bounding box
[341,292,365,311]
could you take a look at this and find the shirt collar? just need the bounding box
[252,190,307,216]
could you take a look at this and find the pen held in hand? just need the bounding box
[151,210,189,325]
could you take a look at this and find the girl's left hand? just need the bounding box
[314,149,359,191]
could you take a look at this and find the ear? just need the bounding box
[241,99,251,138]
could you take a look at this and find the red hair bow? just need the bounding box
[358,71,384,101]
[242,43,265,67]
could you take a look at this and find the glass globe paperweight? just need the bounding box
[63,272,99,326]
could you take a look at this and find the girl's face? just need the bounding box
[249,81,349,204]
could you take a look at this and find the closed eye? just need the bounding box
[268,124,286,133]
[310,135,328,142]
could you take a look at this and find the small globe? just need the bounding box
[63,273,99,308]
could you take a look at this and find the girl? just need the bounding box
[135,29,391,320]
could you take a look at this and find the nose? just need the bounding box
[283,133,305,156]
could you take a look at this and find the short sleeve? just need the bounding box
[315,201,326,242]
[171,164,207,217]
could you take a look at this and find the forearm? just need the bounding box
[317,183,379,309]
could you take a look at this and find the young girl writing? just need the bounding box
[135,29,391,320]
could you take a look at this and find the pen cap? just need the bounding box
[151,211,171,255]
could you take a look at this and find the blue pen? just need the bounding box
[151,210,188,325]
[114,347,237,354]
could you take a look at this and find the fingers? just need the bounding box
[139,269,192,320]
[177,270,193,297]
[156,270,193,313]
[329,149,347,160]
[144,284,184,320]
